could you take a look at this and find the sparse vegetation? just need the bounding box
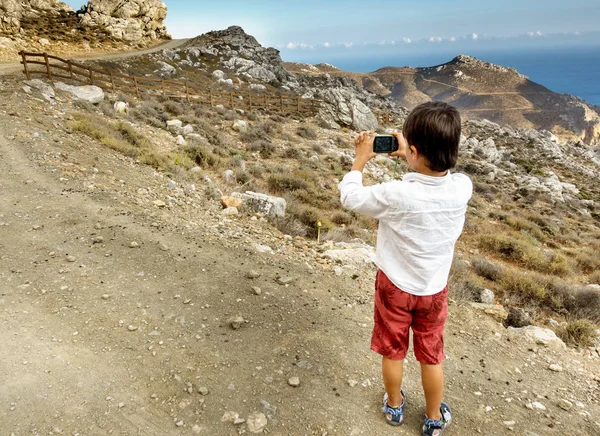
[556,319,597,348]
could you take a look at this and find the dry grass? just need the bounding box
[556,319,597,348]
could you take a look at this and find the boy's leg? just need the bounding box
[421,363,443,420]
[382,357,404,407]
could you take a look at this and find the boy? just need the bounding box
[339,102,472,436]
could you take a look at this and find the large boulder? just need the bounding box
[0,0,73,34]
[507,325,566,348]
[54,82,104,103]
[79,0,169,42]
[231,191,286,218]
[318,88,378,131]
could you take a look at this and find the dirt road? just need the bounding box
[0,39,189,77]
[0,75,599,435]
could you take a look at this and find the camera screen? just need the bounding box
[374,136,395,152]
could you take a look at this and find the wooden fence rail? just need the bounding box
[19,51,321,116]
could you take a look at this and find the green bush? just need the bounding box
[472,257,502,281]
[296,126,317,139]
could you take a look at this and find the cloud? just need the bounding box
[428,36,442,43]
[343,42,354,48]
[449,36,456,42]
[527,30,544,37]
[402,37,412,44]
[471,33,478,40]
[285,42,314,49]
[322,42,331,48]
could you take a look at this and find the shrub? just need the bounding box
[448,259,482,301]
[247,140,276,158]
[331,211,353,226]
[163,100,185,116]
[311,143,325,154]
[181,143,220,167]
[268,215,307,237]
[296,126,317,139]
[556,319,597,348]
[499,269,547,302]
[472,257,502,281]
[268,173,311,193]
[589,270,600,285]
[282,145,302,159]
[575,249,600,274]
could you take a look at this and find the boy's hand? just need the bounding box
[352,131,377,172]
[389,132,408,160]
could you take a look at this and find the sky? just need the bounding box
[64,1,600,68]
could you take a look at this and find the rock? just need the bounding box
[232,120,248,133]
[129,241,139,248]
[525,401,546,411]
[228,315,244,329]
[218,78,234,87]
[197,386,209,395]
[249,84,266,91]
[468,303,507,323]
[54,82,104,104]
[176,135,186,146]
[127,325,138,331]
[166,119,183,134]
[508,325,566,348]
[504,307,531,328]
[322,246,375,268]
[287,376,300,387]
[192,425,202,434]
[333,266,343,276]
[82,0,168,42]
[231,191,286,218]
[222,169,236,184]
[251,286,262,295]
[114,101,129,114]
[190,166,202,173]
[276,276,294,285]
[221,207,239,216]
[246,411,268,433]
[24,79,55,100]
[254,244,273,254]
[480,288,495,304]
[66,255,76,262]
[548,364,563,372]
[221,195,243,209]
[558,399,573,411]
[182,124,194,136]
[348,379,358,388]
[212,70,225,80]
[246,270,261,279]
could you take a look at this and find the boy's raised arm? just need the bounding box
[339,131,392,219]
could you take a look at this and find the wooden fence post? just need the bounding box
[229,92,234,109]
[133,77,140,97]
[280,95,284,113]
[161,79,165,97]
[264,94,267,109]
[209,89,213,106]
[296,97,300,113]
[43,53,52,80]
[20,51,30,80]
[67,60,74,79]
[185,81,190,102]
[89,69,94,85]
[248,95,252,111]
[110,72,115,93]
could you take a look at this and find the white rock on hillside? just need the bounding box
[508,325,566,348]
[54,82,104,103]
[232,191,286,218]
[322,244,375,268]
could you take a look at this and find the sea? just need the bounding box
[312,45,600,107]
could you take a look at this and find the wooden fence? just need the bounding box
[18,51,321,116]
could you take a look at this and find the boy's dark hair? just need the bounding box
[402,101,461,172]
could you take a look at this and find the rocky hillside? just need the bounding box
[0,0,168,57]
[287,55,600,145]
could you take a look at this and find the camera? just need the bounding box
[373,135,399,153]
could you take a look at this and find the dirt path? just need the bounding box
[0,39,190,76]
[0,76,599,435]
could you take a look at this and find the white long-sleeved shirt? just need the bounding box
[339,170,473,296]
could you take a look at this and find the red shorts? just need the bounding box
[371,270,448,365]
